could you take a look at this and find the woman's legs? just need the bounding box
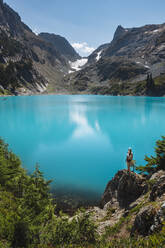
[127,161,131,173]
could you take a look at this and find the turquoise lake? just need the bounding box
[0,95,165,202]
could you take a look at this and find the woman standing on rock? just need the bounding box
[126,147,134,173]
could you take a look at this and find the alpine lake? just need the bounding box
[1,95,165,208]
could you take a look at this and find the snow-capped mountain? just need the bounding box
[64,23,165,96]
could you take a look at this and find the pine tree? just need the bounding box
[136,136,165,174]
[146,73,155,95]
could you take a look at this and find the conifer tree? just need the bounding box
[137,136,165,173]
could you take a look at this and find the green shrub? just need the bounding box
[40,209,97,247]
[1,137,165,247]
[0,139,98,247]
[136,136,165,174]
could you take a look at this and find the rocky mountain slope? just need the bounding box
[0,0,79,95]
[1,0,165,96]
[39,32,80,62]
[65,23,165,96]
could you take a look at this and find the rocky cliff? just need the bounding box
[100,170,147,209]
[65,24,165,96]
[89,169,165,239]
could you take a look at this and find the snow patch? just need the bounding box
[69,58,88,73]
[33,28,39,36]
[144,65,150,68]
[36,83,48,93]
[145,29,161,35]
[136,61,150,69]
[153,29,159,33]
[96,50,102,62]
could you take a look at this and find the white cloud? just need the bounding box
[72,42,95,56]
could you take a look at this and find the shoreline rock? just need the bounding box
[91,169,165,236]
[100,170,147,209]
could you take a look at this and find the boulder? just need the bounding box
[150,202,165,233]
[149,170,165,201]
[101,170,147,209]
[131,205,156,236]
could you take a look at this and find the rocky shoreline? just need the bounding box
[1,92,165,97]
[52,168,165,237]
[86,169,165,236]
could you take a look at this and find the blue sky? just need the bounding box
[5,0,165,56]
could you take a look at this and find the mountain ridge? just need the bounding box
[65,23,165,96]
[0,1,165,96]
[0,1,79,95]
[39,32,81,62]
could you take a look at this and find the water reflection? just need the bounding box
[69,103,102,139]
[0,95,165,201]
[70,105,95,138]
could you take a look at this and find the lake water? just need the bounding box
[0,95,165,203]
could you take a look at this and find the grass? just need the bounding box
[101,208,116,222]
[153,74,165,86]
[103,215,131,237]
[0,89,11,95]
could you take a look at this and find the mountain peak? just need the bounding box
[113,25,127,41]
[116,25,125,30]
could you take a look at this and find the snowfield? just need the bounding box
[96,50,102,61]
[69,58,88,73]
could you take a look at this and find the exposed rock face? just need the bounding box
[90,169,165,237]
[150,202,165,233]
[131,205,156,236]
[101,170,147,209]
[0,1,77,94]
[66,23,165,96]
[1,0,165,96]
[131,201,165,236]
[149,170,165,201]
[87,43,109,65]
[39,33,80,62]
[112,25,127,42]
